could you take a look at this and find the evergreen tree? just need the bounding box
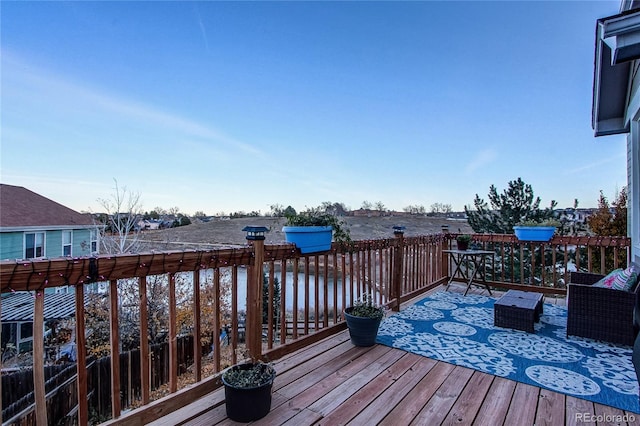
[283,205,296,217]
[587,188,627,237]
[585,188,628,271]
[262,272,281,327]
[465,178,557,234]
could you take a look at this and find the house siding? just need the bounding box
[0,233,24,260]
[47,230,62,257]
[631,128,640,264]
[0,228,95,260]
[626,61,640,264]
[72,229,93,255]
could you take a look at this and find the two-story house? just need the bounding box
[0,184,99,357]
[592,1,640,265]
[0,184,98,262]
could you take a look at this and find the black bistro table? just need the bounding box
[443,249,494,296]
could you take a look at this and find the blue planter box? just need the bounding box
[513,226,556,242]
[282,226,333,253]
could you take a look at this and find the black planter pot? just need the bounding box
[221,363,276,422]
[344,308,383,347]
[457,240,469,251]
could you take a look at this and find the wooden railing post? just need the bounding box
[442,234,450,282]
[109,279,121,419]
[244,226,267,361]
[391,227,405,312]
[75,283,89,426]
[34,291,47,426]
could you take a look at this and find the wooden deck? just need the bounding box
[149,285,640,426]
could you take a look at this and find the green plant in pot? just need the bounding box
[283,207,351,253]
[513,219,561,242]
[344,294,385,347]
[221,361,276,422]
[517,219,561,227]
[456,234,471,251]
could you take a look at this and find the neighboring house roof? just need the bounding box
[592,6,640,136]
[0,184,94,230]
[0,292,84,322]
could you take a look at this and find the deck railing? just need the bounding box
[464,233,631,293]
[0,231,631,424]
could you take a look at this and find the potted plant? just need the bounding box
[221,360,276,422]
[456,234,471,251]
[513,219,561,242]
[282,207,351,254]
[344,294,385,347]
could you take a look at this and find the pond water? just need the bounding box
[205,268,355,313]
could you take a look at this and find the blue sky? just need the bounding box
[1,1,627,216]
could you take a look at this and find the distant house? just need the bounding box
[1,292,80,356]
[0,184,98,265]
[137,218,163,230]
[592,2,640,264]
[352,209,385,217]
[556,208,594,226]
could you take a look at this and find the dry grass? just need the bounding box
[138,215,472,251]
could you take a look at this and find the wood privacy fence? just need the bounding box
[2,363,76,424]
[1,336,206,425]
[0,231,630,425]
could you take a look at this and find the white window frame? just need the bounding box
[62,230,72,257]
[630,117,640,264]
[90,228,99,254]
[24,232,45,259]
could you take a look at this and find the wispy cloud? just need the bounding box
[194,4,209,52]
[465,149,498,174]
[2,51,262,157]
[565,154,625,174]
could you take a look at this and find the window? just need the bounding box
[18,322,33,353]
[25,232,45,259]
[20,322,32,340]
[62,230,72,256]
[90,228,98,254]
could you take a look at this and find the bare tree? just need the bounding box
[153,206,168,216]
[95,180,144,254]
[430,203,452,215]
[269,204,285,217]
[403,204,426,215]
[374,201,386,212]
[319,201,349,216]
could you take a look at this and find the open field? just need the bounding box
[139,215,473,250]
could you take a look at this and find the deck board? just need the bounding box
[145,286,640,426]
[410,366,475,425]
[505,382,541,425]
[378,360,454,426]
[336,355,436,425]
[443,370,495,425]
[472,376,516,425]
[535,388,566,426]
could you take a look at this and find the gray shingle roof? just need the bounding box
[1,292,85,322]
[0,184,94,228]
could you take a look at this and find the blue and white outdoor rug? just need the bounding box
[375,291,640,414]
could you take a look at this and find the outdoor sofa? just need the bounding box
[566,268,640,347]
